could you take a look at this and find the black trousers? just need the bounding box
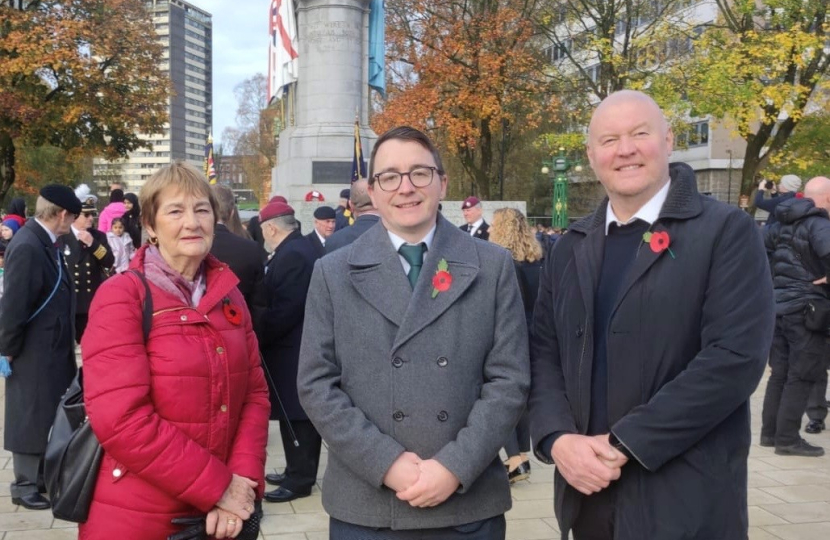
[279,419,321,494]
[75,313,88,344]
[806,370,828,422]
[761,313,830,446]
[571,483,618,540]
[329,514,506,540]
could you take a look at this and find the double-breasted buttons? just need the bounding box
[392,357,403,368]
[392,411,404,422]
[437,411,449,422]
[437,356,448,367]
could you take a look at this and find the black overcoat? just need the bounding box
[0,220,77,453]
[258,229,316,420]
[210,223,265,312]
[528,163,776,539]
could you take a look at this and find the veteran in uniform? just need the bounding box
[60,198,114,342]
[460,197,489,240]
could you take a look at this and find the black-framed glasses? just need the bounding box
[373,166,440,192]
[82,211,96,218]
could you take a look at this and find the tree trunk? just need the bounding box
[0,132,16,206]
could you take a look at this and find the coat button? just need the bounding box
[216,346,224,354]
[437,411,448,422]
[392,410,404,422]
[392,357,403,368]
[437,356,448,367]
[112,468,122,478]
[576,327,584,337]
[180,315,188,321]
[220,404,228,412]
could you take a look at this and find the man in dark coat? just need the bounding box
[305,205,336,259]
[755,173,801,226]
[256,200,321,503]
[528,91,775,540]
[761,176,830,457]
[210,185,265,313]
[334,188,352,230]
[325,178,380,254]
[460,196,489,240]
[60,200,114,343]
[0,185,81,510]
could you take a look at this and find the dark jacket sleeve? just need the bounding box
[611,210,775,472]
[754,191,781,213]
[257,248,312,349]
[528,242,578,464]
[0,242,45,357]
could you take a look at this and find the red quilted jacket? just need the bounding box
[79,247,270,539]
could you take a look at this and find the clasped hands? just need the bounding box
[205,474,258,539]
[383,451,460,508]
[552,434,629,496]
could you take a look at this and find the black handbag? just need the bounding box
[43,270,152,522]
[804,299,830,336]
[168,500,263,540]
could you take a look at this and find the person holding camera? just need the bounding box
[756,174,802,226]
[761,176,830,457]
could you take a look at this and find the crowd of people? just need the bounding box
[0,90,826,540]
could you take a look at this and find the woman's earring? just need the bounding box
[148,236,158,246]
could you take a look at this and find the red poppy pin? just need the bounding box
[222,297,243,325]
[431,258,452,298]
[642,231,675,259]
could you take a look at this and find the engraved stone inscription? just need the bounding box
[306,20,361,52]
[312,161,353,184]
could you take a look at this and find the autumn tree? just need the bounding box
[374,0,557,200]
[0,0,169,203]
[672,0,828,196]
[221,73,278,204]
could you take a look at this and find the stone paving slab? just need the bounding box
[1,374,829,539]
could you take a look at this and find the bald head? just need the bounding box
[804,176,830,212]
[589,90,669,136]
[349,178,376,215]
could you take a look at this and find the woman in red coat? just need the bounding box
[80,162,270,539]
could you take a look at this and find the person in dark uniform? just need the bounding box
[210,185,265,312]
[60,198,114,343]
[248,195,288,257]
[460,196,489,240]
[305,206,336,259]
[325,179,381,254]
[334,188,352,231]
[0,185,82,510]
[257,201,322,503]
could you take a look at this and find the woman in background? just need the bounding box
[120,193,142,249]
[489,207,544,483]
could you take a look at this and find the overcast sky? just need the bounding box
[197,0,270,147]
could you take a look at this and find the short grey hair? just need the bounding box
[264,214,299,233]
[34,196,64,220]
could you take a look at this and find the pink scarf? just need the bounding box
[143,246,206,307]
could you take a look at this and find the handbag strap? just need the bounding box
[127,270,153,342]
[26,247,63,324]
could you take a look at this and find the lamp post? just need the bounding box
[541,147,582,229]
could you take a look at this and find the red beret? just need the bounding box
[462,196,481,209]
[260,201,294,222]
[268,195,287,204]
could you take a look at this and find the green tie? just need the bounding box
[399,243,426,289]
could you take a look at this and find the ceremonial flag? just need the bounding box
[368,0,386,97]
[351,119,367,182]
[204,133,217,184]
[268,0,299,104]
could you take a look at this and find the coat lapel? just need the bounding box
[393,216,479,351]
[347,223,411,327]
[573,226,604,323]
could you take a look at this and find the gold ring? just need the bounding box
[227,518,237,525]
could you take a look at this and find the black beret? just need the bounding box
[40,184,82,215]
[313,206,336,220]
[339,188,351,199]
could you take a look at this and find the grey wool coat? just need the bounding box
[297,214,530,530]
[0,220,77,454]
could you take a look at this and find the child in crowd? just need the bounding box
[107,218,134,274]
[0,219,20,251]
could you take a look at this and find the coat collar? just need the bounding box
[569,162,703,235]
[347,214,480,350]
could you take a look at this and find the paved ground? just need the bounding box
[0,373,828,539]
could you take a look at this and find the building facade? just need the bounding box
[93,0,213,195]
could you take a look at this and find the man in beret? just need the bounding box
[247,195,290,257]
[335,188,352,231]
[460,196,489,240]
[0,185,81,510]
[256,201,322,503]
[306,205,336,259]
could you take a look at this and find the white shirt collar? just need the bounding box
[314,229,327,246]
[34,218,57,244]
[605,180,671,235]
[388,226,437,273]
[468,218,484,234]
[71,224,81,239]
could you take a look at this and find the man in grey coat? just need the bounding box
[297,126,530,538]
[0,185,81,510]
